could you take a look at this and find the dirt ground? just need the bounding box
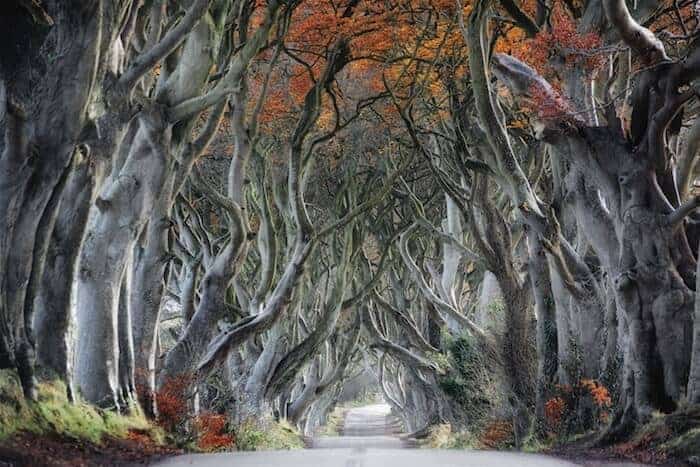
[0,430,183,467]
[550,442,690,466]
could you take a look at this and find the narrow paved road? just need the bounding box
[153,404,640,467]
[310,403,405,449]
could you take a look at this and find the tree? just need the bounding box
[3,0,700,457]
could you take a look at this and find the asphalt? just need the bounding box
[310,403,405,449]
[152,404,644,467]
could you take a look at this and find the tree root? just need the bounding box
[593,404,700,463]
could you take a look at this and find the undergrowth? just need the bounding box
[424,423,477,449]
[611,404,700,464]
[0,369,307,455]
[438,334,494,426]
[235,419,304,451]
[0,369,162,445]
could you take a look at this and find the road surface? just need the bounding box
[153,404,641,467]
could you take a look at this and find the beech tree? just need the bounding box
[2,0,700,458]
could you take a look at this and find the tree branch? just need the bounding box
[497,0,539,36]
[373,292,439,354]
[166,0,283,122]
[119,0,210,92]
[668,195,700,227]
[370,340,439,374]
[603,0,668,63]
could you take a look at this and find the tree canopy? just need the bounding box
[1,0,700,459]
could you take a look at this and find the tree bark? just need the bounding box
[34,151,101,393]
[75,114,170,407]
[130,176,174,416]
[527,231,558,437]
[0,0,115,399]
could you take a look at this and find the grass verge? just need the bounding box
[0,369,162,444]
[235,419,305,451]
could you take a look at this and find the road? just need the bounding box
[153,404,641,467]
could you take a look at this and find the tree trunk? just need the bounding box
[243,323,284,418]
[688,241,700,403]
[118,266,136,408]
[159,241,243,385]
[34,152,101,392]
[74,114,169,407]
[527,231,558,437]
[131,176,174,417]
[497,271,533,446]
[0,1,116,398]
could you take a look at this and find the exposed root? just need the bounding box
[594,404,638,447]
[593,404,700,464]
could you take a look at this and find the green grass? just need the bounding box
[235,419,304,451]
[640,405,700,462]
[662,427,700,455]
[423,423,477,449]
[0,369,162,444]
[521,432,553,453]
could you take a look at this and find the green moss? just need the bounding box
[486,300,505,319]
[604,404,700,464]
[0,371,34,439]
[0,370,161,445]
[437,334,492,424]
[235,419,304,451]
[662,427,700,458]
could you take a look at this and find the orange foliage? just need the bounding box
[544,396,567,428]
[581,379,612,408]
[544,379,613,435]
[613,431,670,464]
[126,429,154,445]
[247,0,615,138]
[195,412,235,452]
[153,375,234,451]
[251,0,469,131]
[512,2,605,81]
[155,374,193,432]
[528,84,573,122]
[648,0,696,37]
[479,420,514,449]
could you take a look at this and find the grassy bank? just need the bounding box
[0,370,161,444]
[235,419,305,451]
[0,370,179,466]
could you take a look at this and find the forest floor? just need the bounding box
[0,370,183,466]
[0,395,694,466]
[0,418,684,467]
[0,429,182,466]
[550,406,700,466]
[550,443,677,466]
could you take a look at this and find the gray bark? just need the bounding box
[75,114,170,407]
[34,150,101,390]
[0,0,119,398]
[118,264,136,406]
[130,177,173,416]
[689,242,700,403]
[527,232,557,436]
